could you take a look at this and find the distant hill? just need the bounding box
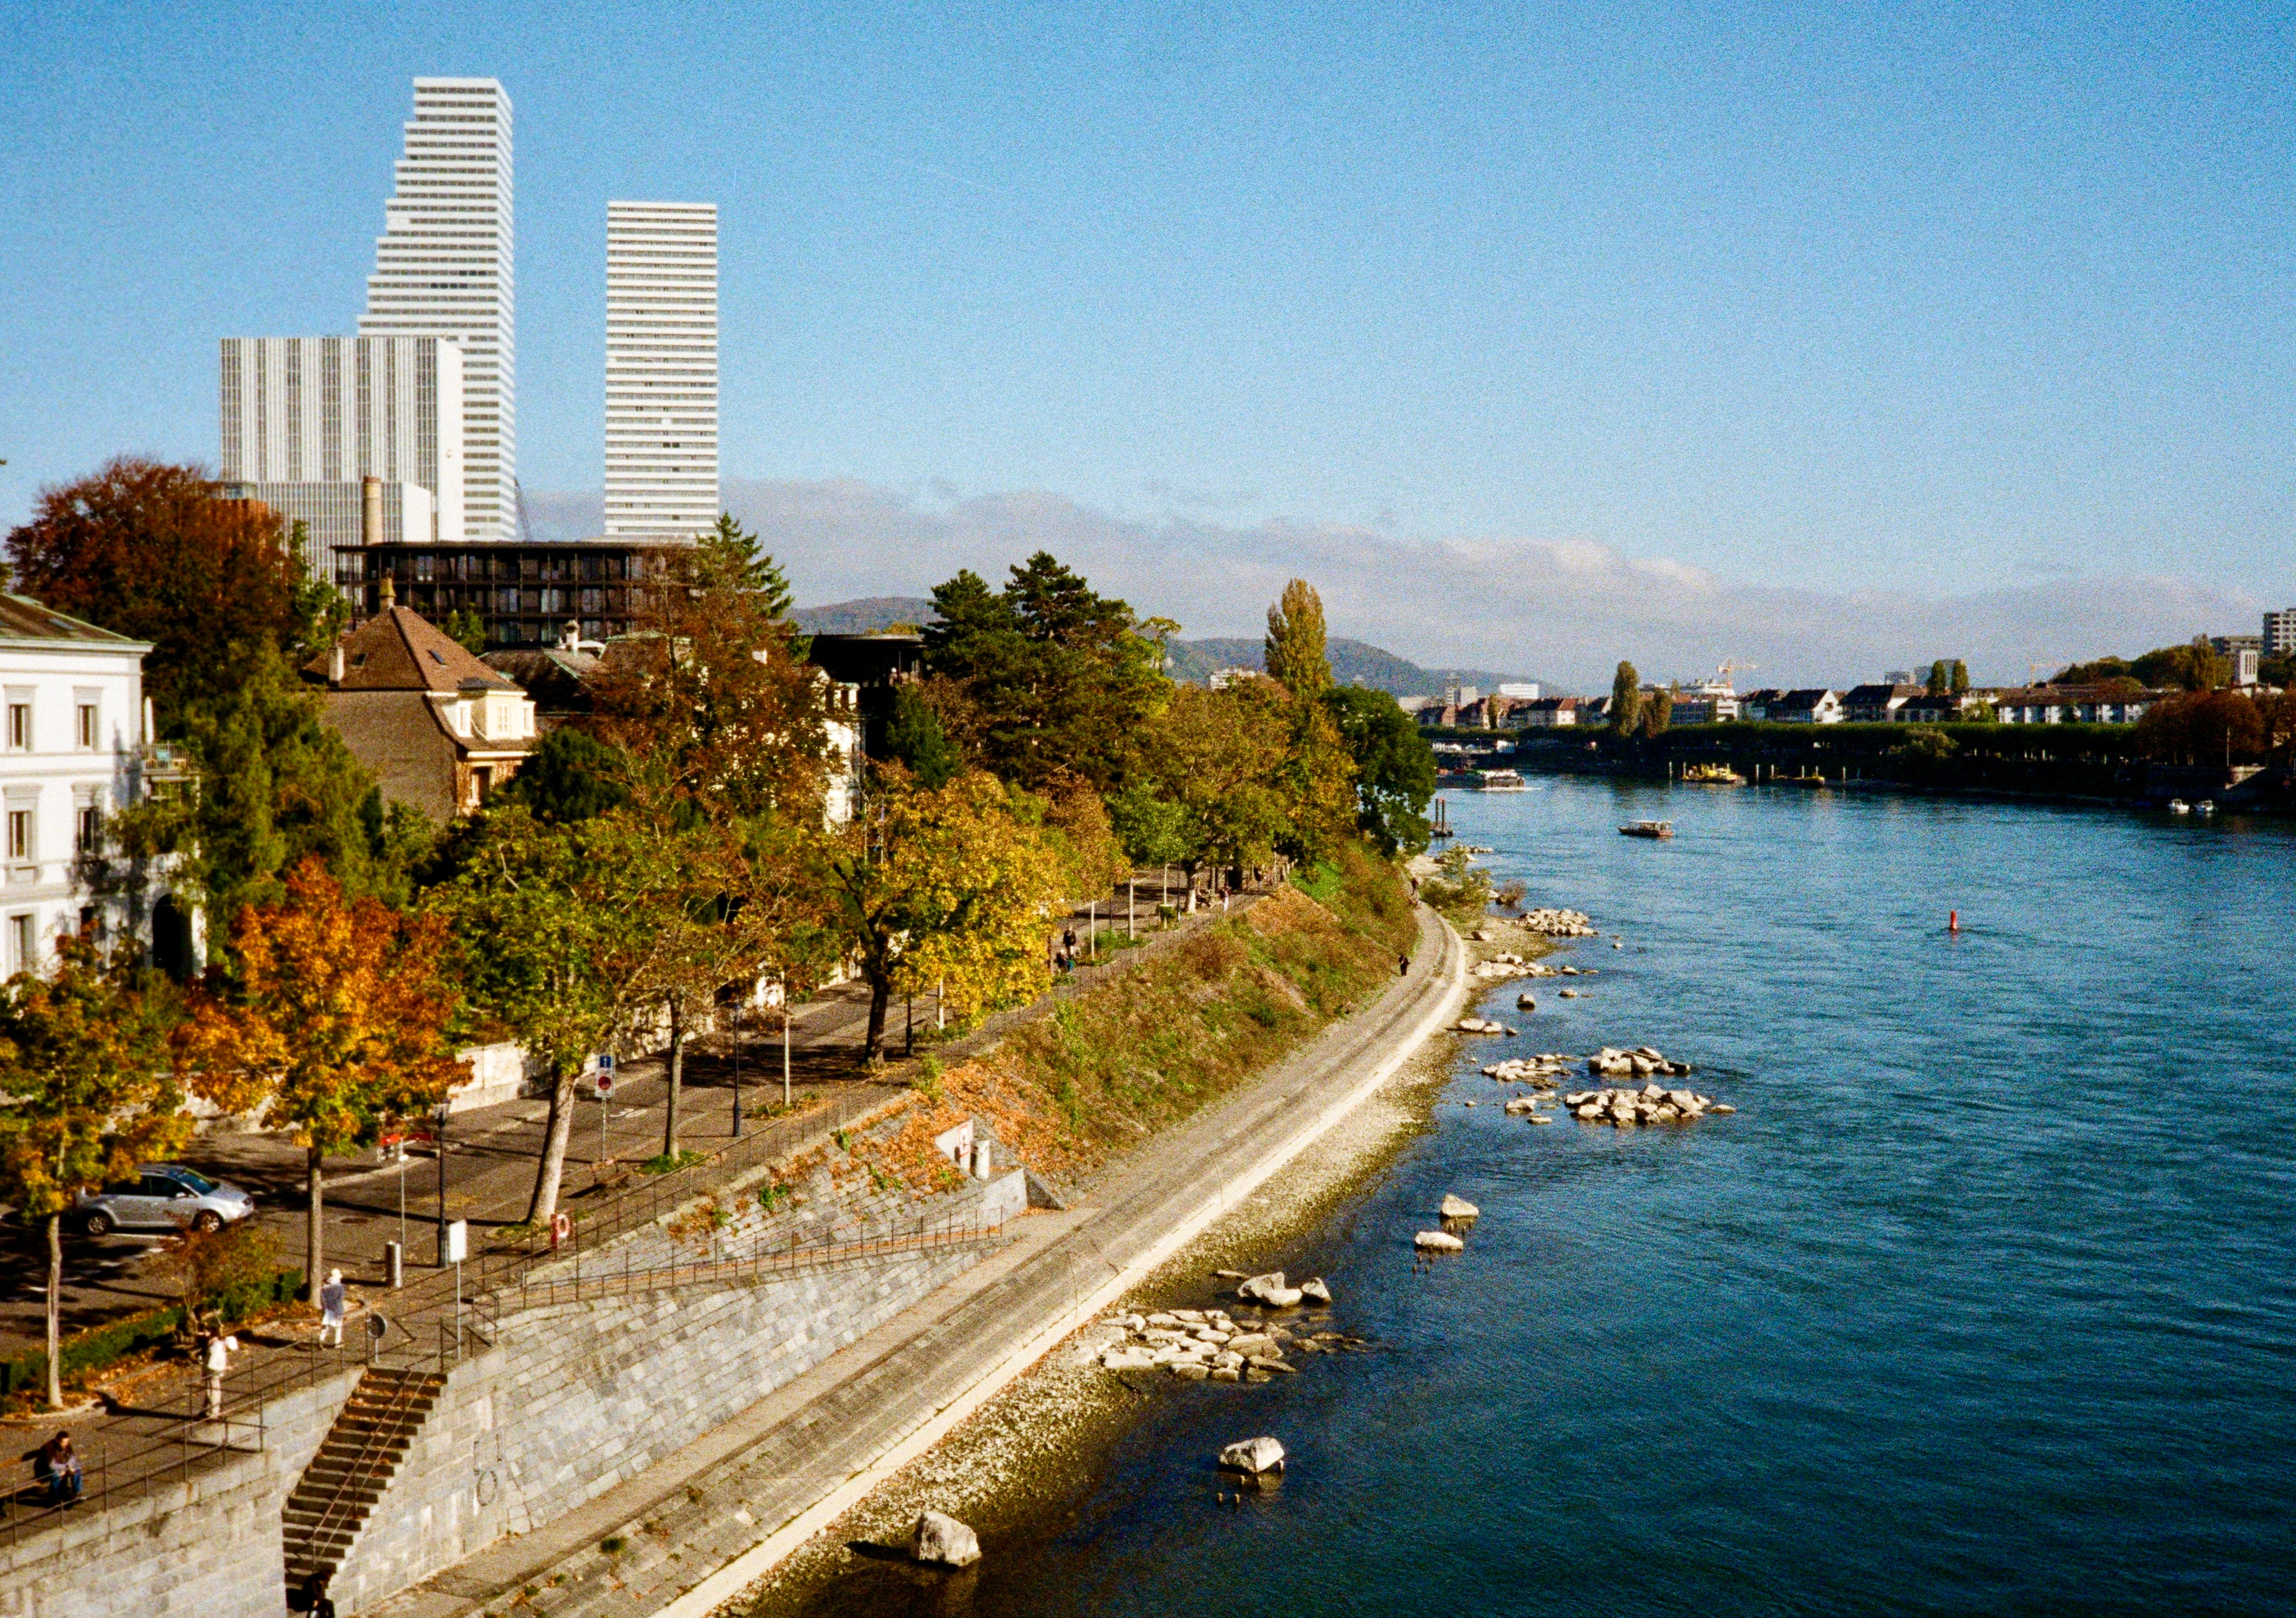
[791,596,936,635]
[1168,637,1532,699]
[790,599,1533,698]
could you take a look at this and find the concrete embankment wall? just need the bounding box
[0,1365,362,1618]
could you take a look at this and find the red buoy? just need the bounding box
[1949,909,1960,933]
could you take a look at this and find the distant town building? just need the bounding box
[1881,669,1917,686]
[335,538,693,648]
[605,200,719,540]
[360,78,517,542]
[0,594,179,975]
[1990,685,2158,725]
[217,335,465,583]
[2262,609,2296,657]
[2208,635,2262,687]
[1207,667,1264,691]
[1494,681,1541,701]
[1841,683,1922,723]
[305,587,537,821]
[1746,689,1843,723]
[1512,696,1583,728]
[1892,691,1990,724]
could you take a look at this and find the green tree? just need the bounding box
[1321,685,1436,855]
[819,772,1065,1056]
[177,860,464,1297]
[1105,783,1195,867]
[693,513,795,617]
[0,936,185,1407]
[1263,579,1332,700]
[1134,682,1294,876]
[1926,660,1951,696]
[505,726,631,823]
[885,682,962,788]
[1609,662,1644,735]
[1641,687,1675,737]
[4,458,334,720]
[1950,659,1971,694]
[440,608,488,654]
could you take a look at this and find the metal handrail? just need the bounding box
[282,1359,440,1582]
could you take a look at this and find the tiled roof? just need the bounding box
[0,593,149,647]
[310,607,519,693]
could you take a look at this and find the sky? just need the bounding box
[2,2,2291,687]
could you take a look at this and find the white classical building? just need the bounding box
[360,78,516,542]
[218,334,465,582]
[0,595,175,976]
[604,200,719,539]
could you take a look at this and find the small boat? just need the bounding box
[1679,763,1745,785]
[2167,800,2190,815]
[2194,800,2217,815]
[1474,768,1531,791]
[1619,820,1675,840]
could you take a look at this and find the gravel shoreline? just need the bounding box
[724,1033,1464,1617]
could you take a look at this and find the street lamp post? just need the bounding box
[731,1005,743,1137]
[433,1099,451,1267]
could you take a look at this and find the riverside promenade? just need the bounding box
[368,903,1466,1618]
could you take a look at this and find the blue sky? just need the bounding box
[1,2,2290,672]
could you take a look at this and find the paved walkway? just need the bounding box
[367,903,1463,1618]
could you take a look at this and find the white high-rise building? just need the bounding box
[218,335,464,579]
[2265,609,2296,657]
[360,78,515,541]
[604,200,718,539]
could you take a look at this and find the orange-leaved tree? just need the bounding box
[176,859,464,1297]
[0,934,185,1408]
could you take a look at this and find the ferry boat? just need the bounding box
[1619,820,1675,839]
[1474,768,1531,791]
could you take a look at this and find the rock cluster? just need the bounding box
[1564,1083,1737,1126]
[1518,908,1597,937]
[1472,953,1542,982]
[1453,1016,1516,1037]
[1481,1053,1575,1087]
[1588,1045,1692,1079]
[1092,1288,1363,1382]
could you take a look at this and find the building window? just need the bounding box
[6,704,28,751]
[76,804,101,854]
[8,810,32,862]
[76,704,98,750]
[8,914,32,972]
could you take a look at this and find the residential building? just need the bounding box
[605,201,719,540]
[334,538,693,648]
[2209,635,2262,687]
[1207,666,1264,691]
[217,335,465,582]
[483,635,599,730]
[360,78,516,541]
[1882,669,1916,686]
[1892,691,1988,724]
[1842,683,1922,723]
[806,632,925,760]
[1748,688,1843,723]
[0,594,178,975]
[1989,685,2159,725]
[1513,696,1583,728]
[305,585,537,821]
[1494,681,1541,701]
[2264,609,2296,657]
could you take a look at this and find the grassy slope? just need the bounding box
[823,842,1418,1199]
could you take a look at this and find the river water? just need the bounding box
[791,778,2296,1616]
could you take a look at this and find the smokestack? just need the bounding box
[329,644,345,685]
[362,475,383,549]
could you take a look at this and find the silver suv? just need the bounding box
[72,1165,255,1236]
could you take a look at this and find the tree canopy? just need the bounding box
[1264,579,1331,700]
[2056,640,2234,693]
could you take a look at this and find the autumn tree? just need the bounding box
[1263,579,1332,700]
[0,936,185,1407]
[819,771,1065,1056]
[4,458,338,720]
[1133,682,1294,877]
[1609,662,1644,735]
[2133,690,2265,765]
[178,861,463,1295]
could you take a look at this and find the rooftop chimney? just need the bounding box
[329,644,345,686]
[362,474,383,549]
[380,573,396,610]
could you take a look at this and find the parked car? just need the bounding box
[72,1165,255,1236]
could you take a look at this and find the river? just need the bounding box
[786,777,2296,1616]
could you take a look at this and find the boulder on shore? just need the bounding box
[1220,1436,1287,1474]
[1300,1277,1333,1304]
[1236,1271,1287,1304]
[912,1510,982,1568]
[1439,1194,1480,1219]
[1415,1230,1466,1252]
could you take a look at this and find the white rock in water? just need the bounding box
[1262,1285,1304,1307]
[1235,1271,1288,1304]
[1415,1230,1466,1252]
[1220,1436,1287,1474]
[912,1510,982,1568]
[1504,1097,1538,1115]
[1300,1277,1332,1304]
[1517,993,1538,1010]
[1224,1332,1274,1357]
[1439,1194,1480,1219]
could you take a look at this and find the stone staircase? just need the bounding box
[281,1366,446,1597]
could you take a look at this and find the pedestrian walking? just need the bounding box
[203,1332,240,1420]
[289,1569,338,1616]
[1397,951,1410,977]
[317,1268,347,1348]
[22,1431,81,1507]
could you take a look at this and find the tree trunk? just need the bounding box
[865,971,891,1059]
[44,1213,62,1411]
[661,995,684,1160]
[527,1071,578,1224]
[306,1146,324,1303]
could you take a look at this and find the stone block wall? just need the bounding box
[332,1238,990,1611]
[0,1364,362,1618]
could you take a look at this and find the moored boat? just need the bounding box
[2167,800,2191,815]
[1474,768,1531,791]
[1619,820,1674,839]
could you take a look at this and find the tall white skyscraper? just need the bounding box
[604,200,718,539]
[360,78,515,541]
[218,335,464,579]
